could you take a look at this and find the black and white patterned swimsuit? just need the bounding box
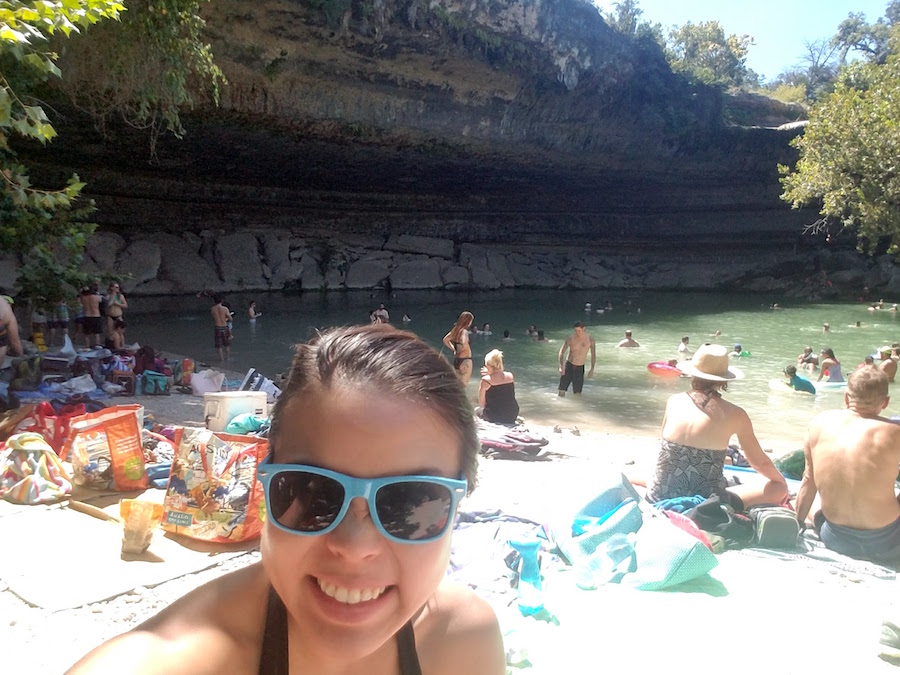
[646,438,728,503]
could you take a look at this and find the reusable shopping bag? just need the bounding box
[622,510,719,590]
[61,404,147,491]
[22,400,86,455]
[0,432,73,504]
[161,427,267,543]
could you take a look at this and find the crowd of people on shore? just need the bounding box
[435,305,900,567]
[0,280,131,361]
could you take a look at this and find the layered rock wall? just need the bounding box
[62,230,898,300]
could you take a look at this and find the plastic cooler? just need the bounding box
[203,391,267,432]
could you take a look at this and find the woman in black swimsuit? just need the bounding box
[442,310,474,385]
[478,349,520,425]
[69,325,504,675]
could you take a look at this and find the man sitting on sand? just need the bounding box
[617,330,640,348]
[795,367,900,563]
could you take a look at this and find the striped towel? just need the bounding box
[1,432,73,504]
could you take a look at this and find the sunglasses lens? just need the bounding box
[269,471,345,533]
[375,481,453,541]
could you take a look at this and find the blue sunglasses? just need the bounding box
[257,456,467,544]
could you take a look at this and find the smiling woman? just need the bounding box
[67,325,505,675]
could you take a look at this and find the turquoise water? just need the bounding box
[126,290,900,453]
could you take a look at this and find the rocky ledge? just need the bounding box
[47,230,897,300]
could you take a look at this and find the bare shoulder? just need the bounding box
[871,415,900,443]
[67,563,268,675]
[415,582,505,675]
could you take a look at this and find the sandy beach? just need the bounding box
[2,365,898,674]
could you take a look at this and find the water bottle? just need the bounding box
[508,538,543,615]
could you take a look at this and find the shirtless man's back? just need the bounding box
[796,366,900,562]
[80,285,102,347]
[558,321,596,396]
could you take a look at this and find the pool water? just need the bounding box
[125,289,900,454]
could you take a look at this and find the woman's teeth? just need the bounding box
[318,580,386,604]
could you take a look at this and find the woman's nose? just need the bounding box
[325,497,383,558]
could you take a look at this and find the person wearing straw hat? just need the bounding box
[646,344,788,507]
[878,346,897,382]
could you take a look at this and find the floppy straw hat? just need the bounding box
[677,344,744,381]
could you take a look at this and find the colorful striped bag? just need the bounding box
[0,432,73,504]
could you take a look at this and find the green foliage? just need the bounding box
[429,5,533,70]
[832,1,900,64]
[1,1,123,305]
[53,0,225,154]
[1,1,223,304]
[780,30,900,255]
[666,20,752,89]
[264,49,288,81]
[769,82,807,104]
[0,165,98,307]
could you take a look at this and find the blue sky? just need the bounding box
[592,0,892,81]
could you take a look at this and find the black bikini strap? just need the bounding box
[259,587,289,675]
[397,620,423,675]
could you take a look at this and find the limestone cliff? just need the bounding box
[15,0,825,295]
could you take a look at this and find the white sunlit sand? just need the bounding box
[1,395,898,673]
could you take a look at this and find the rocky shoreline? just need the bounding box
[3,229,897,301]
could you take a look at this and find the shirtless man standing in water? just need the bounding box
[558,321,596,396]
[795,366,900,563]
[211,294,232,361]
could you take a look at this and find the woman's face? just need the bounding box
[261,387,462,664]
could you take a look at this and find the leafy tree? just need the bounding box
[604,0,664,52]
[666,20,753,89]
[832,1,900,65]
[54,0,224,154]
[780,28,900,255]
[1,1,124,309]
[603,0,642,36]
[0,1,223,309]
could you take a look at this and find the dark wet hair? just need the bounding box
[784,365,797,377]
[820,347,837,361]
[269,324,479,491]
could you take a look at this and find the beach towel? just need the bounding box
[477,420,548,458]
[0,432,72,504]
